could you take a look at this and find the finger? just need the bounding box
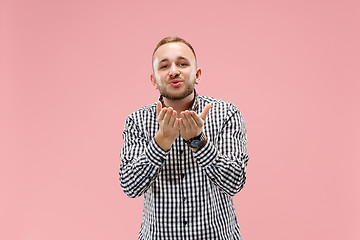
[185,111,197,127]
[176,118,181,130]
[181,111,191,129]
[179,118,185,132]
[199,104,211,121]
[164,107,173,123]
[158,107,167,121]
[169,110,177,126]
[156,101,162,116]
[190,111,204,127]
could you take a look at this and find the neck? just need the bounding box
[162,92,195,117]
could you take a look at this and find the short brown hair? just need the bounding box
[152,36,197,62]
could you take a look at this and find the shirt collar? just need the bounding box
[158,89,200,112]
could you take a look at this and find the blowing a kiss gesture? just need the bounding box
[154,101,211,152]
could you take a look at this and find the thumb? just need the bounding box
[156,101,162,116]
[199,104,211,121]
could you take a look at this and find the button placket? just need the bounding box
[179,137,190,230]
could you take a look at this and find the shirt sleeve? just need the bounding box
[193,105,249,196]
[119,115,167,198]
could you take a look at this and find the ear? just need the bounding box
[150,74,158,89]
[194,68,201,85]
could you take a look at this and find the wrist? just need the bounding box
[186,132,207,151]
[155,131,175,151]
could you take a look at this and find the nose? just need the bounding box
[168,64,180,78]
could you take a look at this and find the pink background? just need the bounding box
[1,0,359,239]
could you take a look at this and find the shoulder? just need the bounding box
[125,102,157,123]
[198,95,241,116]
[198,95,247,131]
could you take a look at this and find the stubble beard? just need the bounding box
[159,83,195,100]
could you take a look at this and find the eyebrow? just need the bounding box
[159,56,190,64]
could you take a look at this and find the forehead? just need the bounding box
[153,42,195,62]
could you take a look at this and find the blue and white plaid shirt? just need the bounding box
[120,90,249,240]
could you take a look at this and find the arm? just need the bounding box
[119,102,179,198]
[193,106,249,196]
[119,115,167,198]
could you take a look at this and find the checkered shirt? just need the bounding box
[119,91,249,240]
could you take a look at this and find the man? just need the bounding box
[119,36,249,240]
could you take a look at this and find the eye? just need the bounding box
[160,65,168,69]
[179,63,188,67]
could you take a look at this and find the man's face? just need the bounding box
[151,42,200,100]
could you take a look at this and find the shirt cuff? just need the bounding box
[145,138,168,167]
[193,139,218,168]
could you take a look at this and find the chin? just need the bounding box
[167,90,194,101]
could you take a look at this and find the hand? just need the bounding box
[179,104,211,141]
[154,101,180,151]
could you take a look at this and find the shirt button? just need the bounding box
[179,150,183,155]
[181,173,185,179]
[183,197,187,201]
[184,221,188,225]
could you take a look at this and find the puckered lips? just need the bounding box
[169,79,183,87]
